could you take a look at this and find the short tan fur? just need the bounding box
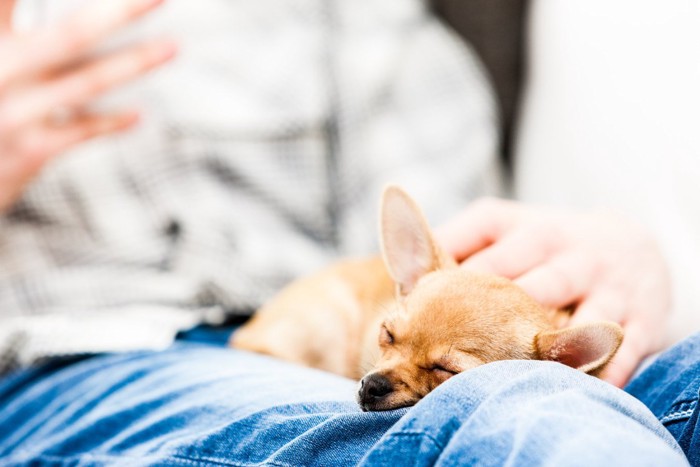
[231,186,623,411]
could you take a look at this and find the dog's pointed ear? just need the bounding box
[535,322,623,375]
[380,185,450,296]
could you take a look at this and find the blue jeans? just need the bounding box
[0,329,696,466]
[626,334,700,466]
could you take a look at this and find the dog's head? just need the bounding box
[357,186,623,411]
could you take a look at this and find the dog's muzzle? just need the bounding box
[357,373,394,411]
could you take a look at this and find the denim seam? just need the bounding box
[6,452,295,467]
[385,429,445,450]
[170,453,295,467]
[660,399,698,424]
[6,453,208,466]
[660,409,695,424]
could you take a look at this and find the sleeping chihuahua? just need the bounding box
[231,186,623,411]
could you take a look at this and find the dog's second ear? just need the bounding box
[380,185,451,296]
[535,322,624,375]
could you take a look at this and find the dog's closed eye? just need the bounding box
[430,364,457,377]
[380,325,394,345]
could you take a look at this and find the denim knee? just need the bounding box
[627,332,700,466]
[361,360,686,466]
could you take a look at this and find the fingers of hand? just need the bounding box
[0,40,175,133]
[18,111,138,163]
[514,252,594,308]
[567,289,641,388]
[0,110,136,212]
[0,0,17,33]
[0,110,138,192]
[434,198,521,262]
[43,110,139,154]
[0,0,165,84]
[459,225,560,277]
[568,289,627,327]
[599,323,648,388]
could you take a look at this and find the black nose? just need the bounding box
[358,374,393,409]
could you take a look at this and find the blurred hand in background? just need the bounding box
[436,198,672,388]
[0,0,175,212]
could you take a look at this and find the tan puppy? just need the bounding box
[231,186,623,411]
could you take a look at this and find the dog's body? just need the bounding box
[231,187,623,411]
[233,257,394,380]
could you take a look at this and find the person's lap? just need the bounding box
[0,331,694,466]
[626,334,700,466]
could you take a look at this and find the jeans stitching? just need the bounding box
[6,453,206,466]
[7,452,294,467]
[170,453,295,467]
[385,429,445,450]
[660,397,697,425]
[660,409,695,424]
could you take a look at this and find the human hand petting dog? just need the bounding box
[0,0,174,212]
[435,198,672,388]
[234,187,623,411]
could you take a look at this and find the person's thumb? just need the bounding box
[598,323,648,388]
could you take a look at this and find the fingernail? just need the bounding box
[116,110,140,126]
[153,40,178,62]
[140,0,165,10]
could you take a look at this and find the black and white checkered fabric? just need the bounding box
[0,0,500,373]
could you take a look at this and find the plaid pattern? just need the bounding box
[0,0,500,373]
